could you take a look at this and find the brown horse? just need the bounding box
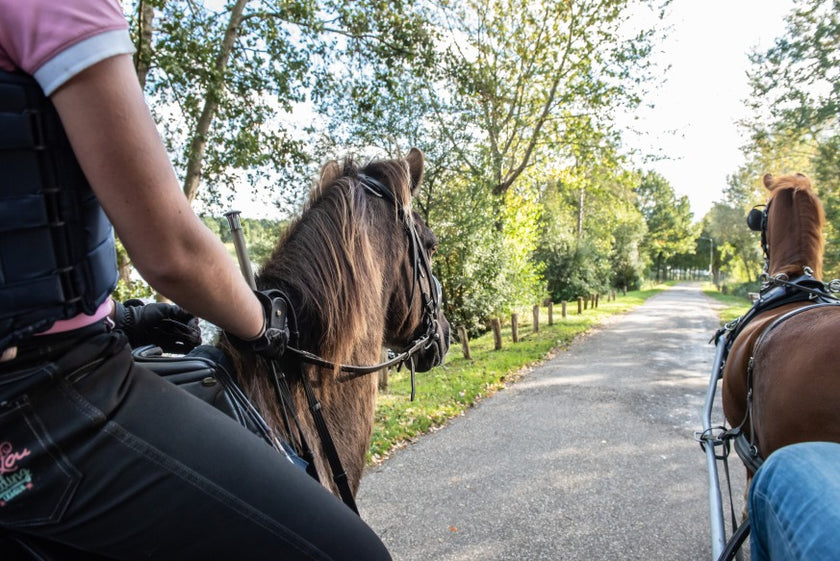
[722,173,840,468]
[224,148,450,500]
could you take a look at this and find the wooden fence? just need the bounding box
[457,290,618,359]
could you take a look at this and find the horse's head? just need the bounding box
[748,173,825,278]
[312,148,451,373]
[357,148,451,372]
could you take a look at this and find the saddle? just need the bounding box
[131,345,271,439]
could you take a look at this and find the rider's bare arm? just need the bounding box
[51,54,263,340]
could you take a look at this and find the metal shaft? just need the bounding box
[224,210,257,290]
[702,338,728,558]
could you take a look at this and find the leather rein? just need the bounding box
[262,173,443,514]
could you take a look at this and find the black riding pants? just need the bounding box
[0,329,390,560]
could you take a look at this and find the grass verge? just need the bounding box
[368,284,669,463]
[702,284,753,325]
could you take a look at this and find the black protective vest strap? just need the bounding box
[0,70,118,350]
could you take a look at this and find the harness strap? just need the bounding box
[731,300,840,461]
[272,293,358,512]
[266,358,321,481]
[718,519,751,561]
[299,370,359,514]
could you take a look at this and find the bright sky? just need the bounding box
[628,0,795,220]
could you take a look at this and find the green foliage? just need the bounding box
[432,178,506,335]
[201,215,287,270]
[434,0,658,198]
[113,238,154,301]
[538,239,612,302]
[610,215,648,291]
[635,170,697,277]
[738,0,840,277]
[704,197,763,284]
[125,0,669,335]
[130,1,320,207]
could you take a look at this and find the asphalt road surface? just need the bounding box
[357,283,748,561]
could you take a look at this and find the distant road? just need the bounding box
[357,283,746,561]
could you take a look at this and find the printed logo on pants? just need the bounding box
[0,441,33,506]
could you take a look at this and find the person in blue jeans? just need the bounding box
[749,441,840,560]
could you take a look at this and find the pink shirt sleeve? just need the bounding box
[0,0,133,94]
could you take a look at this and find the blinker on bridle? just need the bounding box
[747,202,770,268]
[747,205,767,233]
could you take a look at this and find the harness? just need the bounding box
[0,70,118,351]
[259,173,444,514]
[714,272,840,469]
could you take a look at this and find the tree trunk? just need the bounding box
[182,0,249,202]
[577,187,585,240]
[133,0,157,87]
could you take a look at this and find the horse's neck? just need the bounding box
[767,192,824,279]
[768,248,822,280]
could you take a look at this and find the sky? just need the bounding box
[627,0,796,220]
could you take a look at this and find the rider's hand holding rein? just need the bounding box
[225,290,290,359]
[112,299,201,353]
[50,54,265,341]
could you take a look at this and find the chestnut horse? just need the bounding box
[225,148,450,503]
[722,173,840,469]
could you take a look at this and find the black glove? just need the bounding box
[226,290,289,359]
[113,299,202,353]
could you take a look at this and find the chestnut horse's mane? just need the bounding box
[256,156,414,367]
[766,173,825,279]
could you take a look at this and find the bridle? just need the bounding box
[284,173,444,387]
[263,172,445,514]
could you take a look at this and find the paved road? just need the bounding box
[357,283,747,560]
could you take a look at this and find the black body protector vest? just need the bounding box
[0,70,118,351]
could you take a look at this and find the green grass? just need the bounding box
[702,284,753,325]
[368,285,668,463]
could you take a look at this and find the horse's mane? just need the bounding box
[257,156,415,367]
[766,173,825,279]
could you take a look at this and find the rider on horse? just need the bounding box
[0,1,390,559]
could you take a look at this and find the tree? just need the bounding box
[745,0,838,139]
[704,203,762,284]
[129,1,438,209]
[115,1,436,295]
[742,0,840,276]
[634,171,695,281]
[434,0,660,201]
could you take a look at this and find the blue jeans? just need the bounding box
[0,327,390,560]
[749,441,840,560]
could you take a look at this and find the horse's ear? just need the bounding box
[763,173,775,191]
[406,148,424,195]
[320,160,343,187]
